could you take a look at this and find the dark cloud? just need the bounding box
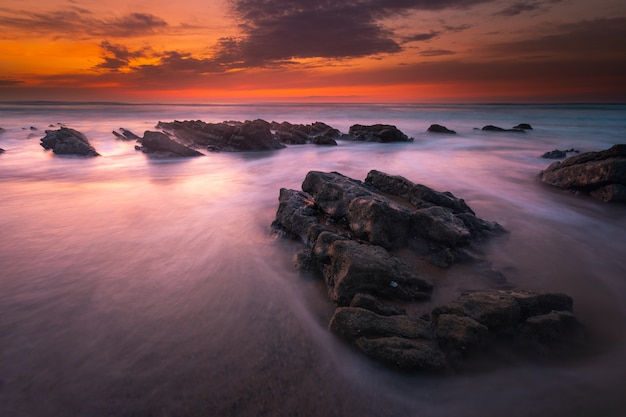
[0,78,24,86]
[419,49,456,56]
[493,0,563,16]
[485,17,626,59]
[444,24,471,32]
[0,8,168,38]
[215,0,494,67]
[404,31,440,43]
[94,41,152,71]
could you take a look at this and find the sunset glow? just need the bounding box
[1,0,625,103]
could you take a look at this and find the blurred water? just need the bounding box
[1,103,625,416]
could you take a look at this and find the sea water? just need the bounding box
[0,102,625,416]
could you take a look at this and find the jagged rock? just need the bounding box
[513,123,533,130]
[40,127,99,156]
[348,124,412,142]
[518,311,583,346]
[313,232,433,305]
[537,144,626,202]
[311,135,337,146]
[113,128,141,141]
[157,119,285,152]
[427,124,456,134]
[482,125,525,133]
[329,307,431,340]
[434,314,489,352]
[270,188,324,245]
[135,131,204,157]
[0,148,4,154]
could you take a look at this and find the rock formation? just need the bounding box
[135,131,204,157]
[482,125,526,133]
[541,149,579,159]
[271,121,341,145]
[157,119,286,152]
[112,128,141,141]
[537,144,626,202]
[40,127,99,156]
[272,170,585,371]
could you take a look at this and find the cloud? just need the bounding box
[214,0,495,67]
[419,49,456,56]
[0,8,168,38]
[94,41,152,71]
[404,31,440,43]
[0,78,24,86]
[493,0,563,16]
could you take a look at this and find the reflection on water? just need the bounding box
[1,104,625,416]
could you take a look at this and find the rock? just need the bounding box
[347,195,412,249]
[329,307,446,370]
[537,144,626,202]
[313,232,433,305]
[311,135,337,146]
[349,293,406,316]
[157,119,285,152]
[434,314,489,352]
[482,125,525,133]
[329,307,431,340]
[40,127,99,156]
[136,131,204,157]
[427,124,456,134]
[348,124,412,142]
[355,336,446,371]
[0,148,4,154]
[411,206,472,247]
[270,188,324,245]
[541,149,579,159]
[518,311,583,346]
[0,127,5,134]
[513,123,533,130]
[113,128,141,141]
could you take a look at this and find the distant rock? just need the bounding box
[427,124,456,134]
[40,127,99,156]
[0,148,4,154]
[482,125,525,133]
[348,124,412,142]
[0,127,5,134]
[135,131,204,157]
[157,119,285,152]
[271,121,341,145]
[513,123,533,130]
[112,128,141,141]
[537,144,626,202]
[541,149,579,159]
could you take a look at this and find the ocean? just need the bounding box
[1,102,625,416]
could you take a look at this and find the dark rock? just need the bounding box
[302,170,375,219]
[29,126,37,131]
[537,144,626,202]
[434,314,489,352]
[347,195,412,249]
[329,307,431,340]
[0,127,5,134]
[270,188,324,245]
[411,206,472,247]
[311,135,338,146]
[518,310,583,346]
[348,124,412,142]
[157,119,285,152]
[136,131,204,157]
[355,336,446,371]
[40,127,99,156]
[427,124,456,134]
[482,125,525,133]
[542,149,567,159]
[513,123,533,130]
[313,232,433,305]
[349,293,407,316]
[113,128,141,141]
[0,148,4,154]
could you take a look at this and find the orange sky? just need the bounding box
[1,0,625,103]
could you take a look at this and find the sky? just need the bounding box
[0,0,625,103]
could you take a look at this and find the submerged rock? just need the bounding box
[112,128,141,141]
[40,127,99,156]
[348,124,412,142]
[135,131,204,157]
[157,119,285,152]
[537,144,626,202]
[482,125,525,133]
[513,123,533,130]
[0,148,4,154]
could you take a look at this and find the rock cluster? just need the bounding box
[481,125,527,133]
[538,144,626,202]
[112,128,141,141]
[348,124,412,142]
[271,121,342,145]
[272,170,584,371]
[135,131,204,157]
[40,127,99,156]
[541,149,579,159]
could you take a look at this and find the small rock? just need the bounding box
[40,127,99,156]
[513,123,533,130]
[427,124,456,134]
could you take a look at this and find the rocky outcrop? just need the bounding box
[513,123,533,130]
[427,124,456,134]
[272,170,585,371]
[40,127,99,156]
[157,119,285,152]
[348,124,412,142]
[537,144,626,202]
[541,149,579,159]
[135,131,204,157]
